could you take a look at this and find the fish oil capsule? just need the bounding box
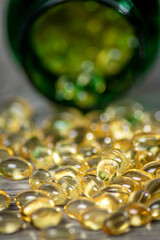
[148,198,160,220]
[112,176,140,192]
[0,157,33,180]
[126,203,152,226]
[19,136,42,159]
[58,176,82,199]
[54,166,82,182]
[121,169,152,187]
[78,145,100,159]
[154,168,160,178]
[135,150,155,169]
[32,146,55,170]
[29,169,52,189]
[142,161,160,176]
[62,157,89,172]
[102,210,130,235]
[79,207,110,230]
[20,197,55,222]
[87,155,102,168]
[97,148,130,181]
[40,182,67,205]
[31,207,62,229]
[4,132,28,154]
[64,197,96,220]
[39,225,76,240]
[132,132,160,152]
[0,146,14,162]
[109,119,133,140]
[0,212,23,234]
[81,174,105,198]
[102,184,129,204]
[93,192,121,212]
[128,190,150,205]
[15,189,49,208]
[143,178,160,198]
[85,167,97,176]
[113,139,133,159]
[0,190,11,211]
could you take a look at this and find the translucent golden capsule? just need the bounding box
[0,145,14,162]
[85,167,97,176]
[0,190,11,211]
[135,150,155,169]
[143,178,160,198]
[113,139,133,158]
[93,192,121,212]
[126,203,152,226]
[97,148,130,181]
[64,197,96,220]
[4,132,28,154]
[81,174,105,198]
[0,212,23,234]
[31,207,62,229]
[32,146,55,170]
[79,207,110,230]
[78,145,100,159]
[0,157,33,180]
[29,169,52,189]
[40,182,67,205]
[39,225,76,240]
[87,155,102,168]
[54,166,82,182]
[128,190,150,205]
[102,210,130,235]
[112,176,140,192]
[58,176,82,199]
[20,197,55,222]
[19,136,42,159]
[154,168,160,178]
[62,157,89,172]
[121,169,152,187]
[132,132,160,152]
[148,198,160,220]
[102,184,129,204]
[15,189,49,208]
[109,119,133,140]
[142,161,160,176]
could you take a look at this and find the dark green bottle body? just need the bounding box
[7,0,159,111]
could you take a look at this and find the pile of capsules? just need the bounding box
[0,97,160,238]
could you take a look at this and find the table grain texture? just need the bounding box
[0,1,160,239]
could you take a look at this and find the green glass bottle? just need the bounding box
[7,0,159,111]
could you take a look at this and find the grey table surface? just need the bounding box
[0,1,160,240]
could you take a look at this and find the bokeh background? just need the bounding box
[0,0,159,113]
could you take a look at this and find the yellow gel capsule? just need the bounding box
[32,146,55,170]
[143,178,160,198]
[135,150,155,169]
[87,155,101,168]
[112,176,140,192]
[79,207,110,230]
[58,176,82,199]
[0,212,23,234]
[126,203,152,226]
[81,174,105,198]
[20,197,55,222]
[0,146,14,162]
[102,184,129,204]
[148,198,160,220]
[109,119,133,140]
[31,207,62,229]
[154,168,160,178]
[142,161,160,176]
[93,192,121,212]
[29,169,52,189]
[85,167,97,176]
[0,190,11,211]
[62,157,89,172]
[121,169,152,187]
[40,182,67,205]
[54,166,82,182]
[128,190,150,205]
[0,157,33,180]
[97,148,130,181]
[132,132,160,152]
[64,197,96,220]
[39,225,76,240]
[102,210,130,235]
[113,139,133,159]
[78,145,100,159]
[19,136,42,159]
[15,189,49,208]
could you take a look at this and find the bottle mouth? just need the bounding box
[18,0,148,110]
